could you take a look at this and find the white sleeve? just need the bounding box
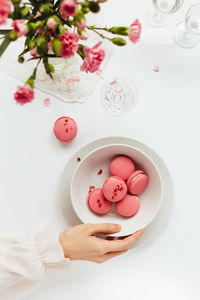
[0,225,70,300]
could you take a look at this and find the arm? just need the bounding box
[0,223,143,299]
[0,225,68,300]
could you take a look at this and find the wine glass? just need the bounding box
[174,3,200,48]
[146,0,184,28]
[100,77,138,116]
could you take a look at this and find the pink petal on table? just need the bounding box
[43,98,50,106]
[152,65,159,72]
[110,80,117,85]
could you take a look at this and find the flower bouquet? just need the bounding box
[0,0,141,104]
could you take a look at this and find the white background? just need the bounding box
[0,0,200,299]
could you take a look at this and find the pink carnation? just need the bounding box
[30,48,38,57]
[58,31,79,58]
[47,18,57,30]
[128,19,142,44]
[36,28,43,35]
[34,11,42,19]
[79,31,89,40]
[12,20,28,38]
[14,85,34,105]
[60,0,77,19]
[0,0,10,25]
[77,19,86,31]
[80,42,105,73]
[48,40,53,51]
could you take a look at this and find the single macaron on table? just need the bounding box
[54,116,77,142]
[71,144,162,237]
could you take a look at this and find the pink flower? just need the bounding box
[79,31,89,40]
[128,19,142,44]
[0,0,10,25]
[34,11,42,19]
[12,20,28,38]
[47,40,53,51]
[80,42,105,73]
[36,28,43,35]
[30,48,38,57]
[77,19,86,31]
[14,85,34,105]
[60,0,77,19]
[47,18,57,30]
[58,31,79,58]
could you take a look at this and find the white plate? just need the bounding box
[60,137,173,250]
[71,144,163,237]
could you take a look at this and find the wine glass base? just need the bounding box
[100,77,138,116]
[174,22,200,48]
[146,5,170,28]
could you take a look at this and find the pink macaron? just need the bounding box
[102,176,127,202]
[127,170,149,195]
[116,194,140,217]
[54,116,77,142]
[110,156,135,181]
[88,188,112,215]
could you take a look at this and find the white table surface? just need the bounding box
[0,0,200,299]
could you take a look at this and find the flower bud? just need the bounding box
[74,9,85,22]
[109,26,128,36]
[81,7,90,14]
[35,21,43,28]
[36,36,48,55]
[8,31,18,41]
[26,39,35,50]
[52,39,62,56]
[58,24,65,35]
[112,37,127,46]
[28,22,37,32]
[18,56,24,63]
[21,6,30,17]
[44,63,55,74]
[88,2,100,13]
[39,4,53,14]
[26,77,34,88]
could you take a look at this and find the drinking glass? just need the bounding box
[146,0,184,28]
[100,77,138,116]
[174,3,200,48]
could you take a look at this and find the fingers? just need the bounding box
[103,229,144,252]
[86,223,121,235]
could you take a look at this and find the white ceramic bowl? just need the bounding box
[70,144,163,236]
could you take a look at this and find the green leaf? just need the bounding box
[0,37,11,57]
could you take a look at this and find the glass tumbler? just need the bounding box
[146,0,184,28]
[174,3,200,48]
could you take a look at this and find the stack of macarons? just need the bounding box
[87,156,149,218]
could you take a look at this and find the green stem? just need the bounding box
[87,26,108,31]
[33,57,42,77]
[0,37,11,57]
[90,28,112,41]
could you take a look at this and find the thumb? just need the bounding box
[86,223,121,235]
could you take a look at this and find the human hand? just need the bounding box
[59,223,144,263]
